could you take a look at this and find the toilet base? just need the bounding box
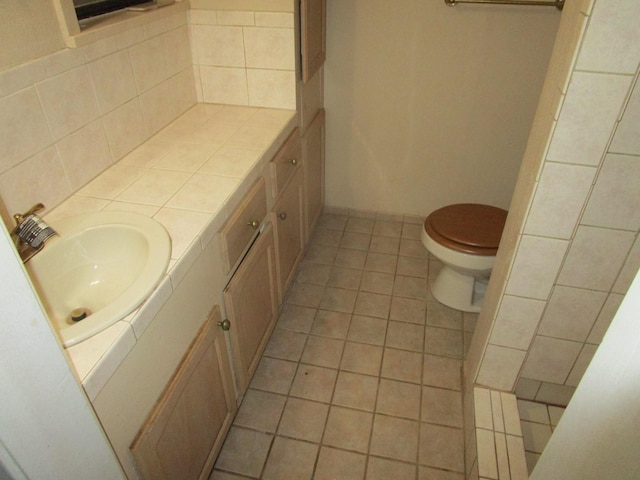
[430,265,485,313]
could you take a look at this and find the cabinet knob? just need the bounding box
[278,212,288,221]
[217,319,231,331]
[289,158,298,166]
[247,220,260,229]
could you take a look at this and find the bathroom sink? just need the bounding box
[26,211,171,347]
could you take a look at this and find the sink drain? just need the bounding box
[69,307,91,322]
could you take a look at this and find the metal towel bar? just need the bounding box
[445,0,563,9]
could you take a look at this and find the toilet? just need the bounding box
[421,204,508,313]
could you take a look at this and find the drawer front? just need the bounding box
[270,128,301,197]
[219,177,267,274]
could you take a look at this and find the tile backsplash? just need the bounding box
[0,6,297,227]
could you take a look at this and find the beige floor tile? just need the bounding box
[369,235,400,255]
[286,282,325,308]
[418,466,464,480]
[370,414,419,462]
[347,315,388,345]
[278,397,329,443]
[295,262,331,285]
[250,357,297,394]
[399,238,429,258]
[289,364,338,403]
[376,379,421,420]
[394,275,429,300]
[303,244,338,265]
[323,406,373,453]
[381,348,422,384]
[354,291,391,318]
[390,296,427,324]
[425,326,462,358]
[335,248,368,269]
[341,341,383,376]
[314,447,366,480]
[311,227,343,247]
[421,386,463,428]
[419,423,464,473]
[360,271,395,295]
[327,266,363,290]
[332,371,379,411]
[402,223,423,240]
[276,304,316,333]
[426,301,463,330]
[367,457,416,480]
[209,469,247,479]
[345,216,375,234]
[423,355,462,391]
[396,256,430,278]
[214,427,273,478]
[233,389,286,433]
[373,220,403,237]
[319,286,358,313]
[263,329,307,361]
[300,335,345,369]
[262,436,318,480]
[311,310,351,339]
[385,321,424,352]
[364,252,398,273]
[318,214,348,231]
[340,231,371,250]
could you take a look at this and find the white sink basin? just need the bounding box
[26,211,171,347]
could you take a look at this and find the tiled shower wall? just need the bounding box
[468,0,640,407]
[189,9,296,109]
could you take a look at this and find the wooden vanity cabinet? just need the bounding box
[301,0,326,84]
[223,222,279,394]
[130,307,236,480]
[272,167,305,301]
[302,109,325,241]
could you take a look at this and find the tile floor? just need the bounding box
[518,399,565,474]
[210,212,479,480]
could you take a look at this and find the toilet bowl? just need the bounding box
[421,204,507,313]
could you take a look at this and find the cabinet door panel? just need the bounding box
[302,109,325,241]
[224,223,278,393]
[301,0,326,84]
[273,168,305,301]
[130,308,236,480]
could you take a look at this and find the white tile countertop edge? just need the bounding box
[48,103,297,400]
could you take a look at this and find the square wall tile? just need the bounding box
[611,79,640,155]
[537,285,607,342]
[587,293,623,344]
[88,49,137,114]
[505,235,569,300]
[192,25,245,67]
[102,98,150,161]
[139,81,175,135]
[243,27,295,70]
[247,69,296,109]
[489,295,546,350]
[162,26,192,77]
[557,225,635,291]
[521,336,583,384]
[575,0,640,74]
[128,36,168,93]
[524,161,596,238]
[476,345,526,392]
[566,343,598,387]
[36,66,100,141]
[582,153,640,231]
[547,71,632,166]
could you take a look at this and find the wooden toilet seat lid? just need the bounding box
[427,204,508,251]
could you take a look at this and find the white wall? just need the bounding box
[530,267,640,480]
[0,223,124,479]
[324,0,560,217]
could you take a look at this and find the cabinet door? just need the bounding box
[224,223,278,393]
[130,307,236,480]
[302,109,325,242]
[272,168,305,301]
[301,0,326,84]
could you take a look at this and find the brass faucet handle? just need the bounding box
[14,203,45,226]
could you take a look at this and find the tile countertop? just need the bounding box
[46,103,297,400]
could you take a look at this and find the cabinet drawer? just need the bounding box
[270,128,301,198]
[219,177,267,274]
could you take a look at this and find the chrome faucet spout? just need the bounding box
[11,203,57,263]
